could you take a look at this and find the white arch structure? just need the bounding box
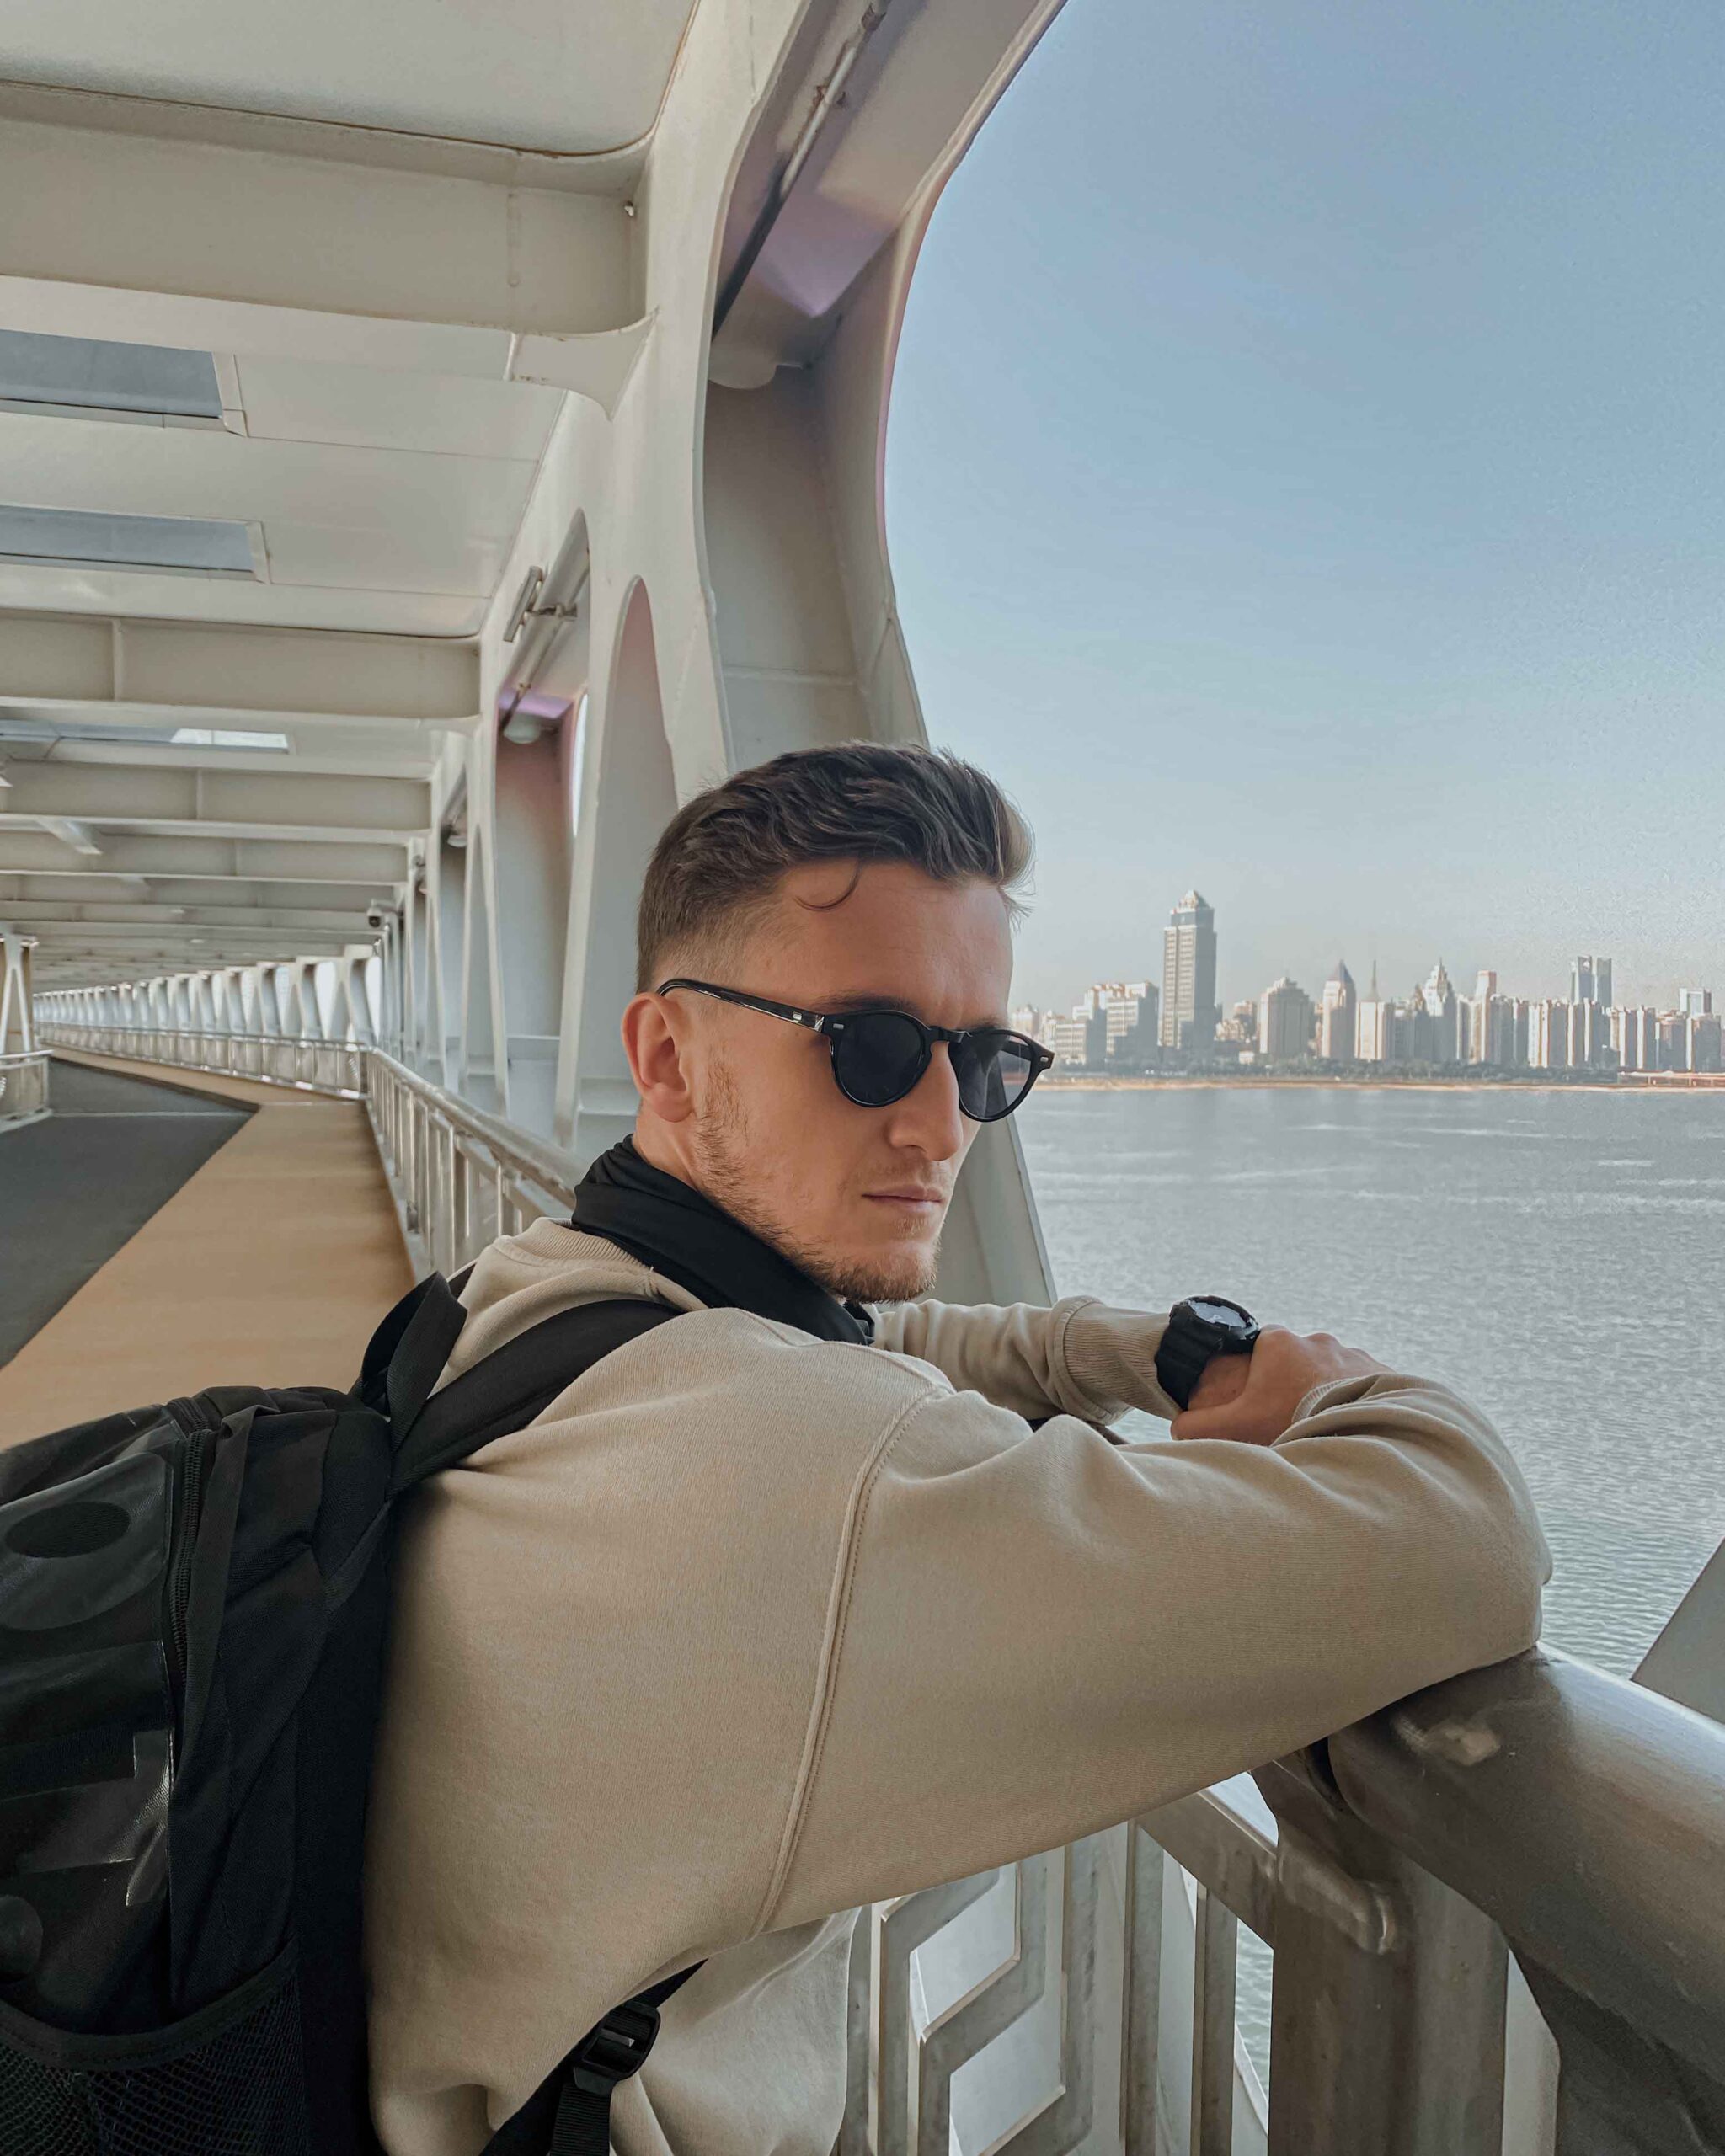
[23,0,1055,1306]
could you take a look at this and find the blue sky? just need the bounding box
[887,0,1725,1017]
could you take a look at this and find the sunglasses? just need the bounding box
[657,979,1055,1122]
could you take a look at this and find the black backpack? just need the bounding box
[0,1273,695,2156]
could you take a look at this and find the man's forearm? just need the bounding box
[875,1294,1177,1424]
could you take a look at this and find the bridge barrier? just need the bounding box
[33,1022,1725,2153]
[0,1050,49,1133]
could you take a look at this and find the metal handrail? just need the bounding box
[363,1048,580,1276]
[1331,1645,1725,2147]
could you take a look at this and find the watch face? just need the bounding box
[1188,1296,1252,1333]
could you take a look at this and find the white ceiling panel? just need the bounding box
[232,356,564,462]
[0,0,697,157]
[0,414,537,531]
[256,520,510,600]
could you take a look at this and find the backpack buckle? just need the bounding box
[569,1998,662,2095]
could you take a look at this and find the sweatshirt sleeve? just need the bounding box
[765,1364,1548,1932]
[874,1296,1180,1423]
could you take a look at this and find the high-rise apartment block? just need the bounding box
[1160,891,1218,1058]
[1044,981,1161,1069]
[1258,977,1314,1063]
[1354,998,1396,1064]
[1680,989,1713,1018]
[1527,999,1571,1070]
[1095,980,1159,1064]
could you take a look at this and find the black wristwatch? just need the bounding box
[1155,1295,1260,1412]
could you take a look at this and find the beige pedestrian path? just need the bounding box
[0,1050,412,1444]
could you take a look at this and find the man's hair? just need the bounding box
[636,741,1032,990]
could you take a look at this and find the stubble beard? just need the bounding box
[692,1060,943,1307]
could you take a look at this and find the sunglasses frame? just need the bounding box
[656,979,1055,1122]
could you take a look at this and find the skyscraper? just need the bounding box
[1572,956,1612,1008]
[1258,977,1314,1063]
[1414,959,1459,1064]
[1680,988,1713,1018]
[1318,960,1357,1061]
[1160,890,1217,1057]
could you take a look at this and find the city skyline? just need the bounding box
[889,0,1725,1017]
[1019,903,1715,1049]
[1015,890,1720,1077]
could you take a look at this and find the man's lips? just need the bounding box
[863,1187,948,1208]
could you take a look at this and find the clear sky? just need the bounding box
[886,0,1725,1018]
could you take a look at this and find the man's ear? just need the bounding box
[622,990,695,1123]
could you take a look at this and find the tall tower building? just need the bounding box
[1318,960,1357,1061]
[1417,959,1459,1064]
[1572,956,1612,1007]
[1160,890,1217,1057]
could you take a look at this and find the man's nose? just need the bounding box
[884,1041,966,1161]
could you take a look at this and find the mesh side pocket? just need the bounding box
[0,1949,310,2156]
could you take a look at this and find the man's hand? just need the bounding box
[1171,1326,1389,1445]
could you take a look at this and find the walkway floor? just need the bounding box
[0,1060,250,1366]
[0,1050,413,1445]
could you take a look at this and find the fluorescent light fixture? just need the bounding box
[0,504,256,578]
[0,331,223,426]
[0,718,288,752]
[169,728,291,750]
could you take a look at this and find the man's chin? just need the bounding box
[809,1237,942,1307]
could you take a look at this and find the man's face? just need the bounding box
[639,861,1015,1302]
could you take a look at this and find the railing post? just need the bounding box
[1258,1759,1505,2156]
[1190,1882,1237,2155]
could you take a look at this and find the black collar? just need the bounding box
[572,1139,874,1346]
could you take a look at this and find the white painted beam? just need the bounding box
[0,761,431,841]
[0,831,406,883]
[0,115,643,395]
[0,873,388,913]
[1,901,382,933]
[0,612,479,728]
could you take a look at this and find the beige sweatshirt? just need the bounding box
[364,1218,1547,2156]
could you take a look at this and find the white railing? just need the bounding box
[32,1021,1725,2156]
[0,1049,50,1132]
[41,1022,364,1099]
[364,1047,580,1278]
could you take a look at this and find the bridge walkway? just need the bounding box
[0,1049,411,1446]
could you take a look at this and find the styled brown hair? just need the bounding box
[636,741,1032,990]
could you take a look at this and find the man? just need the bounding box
[366,742,1546,2155]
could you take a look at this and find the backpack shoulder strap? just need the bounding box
[390,1297,676,1492]
[482,1963,704,2156]
[356,1273,469,1430]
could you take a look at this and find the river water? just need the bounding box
[1017,1081,1725,2095]
[1017,1081,1725,1676]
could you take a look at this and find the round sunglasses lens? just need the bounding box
[954,1033,1038,1121]
[835,1011,930,1107]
